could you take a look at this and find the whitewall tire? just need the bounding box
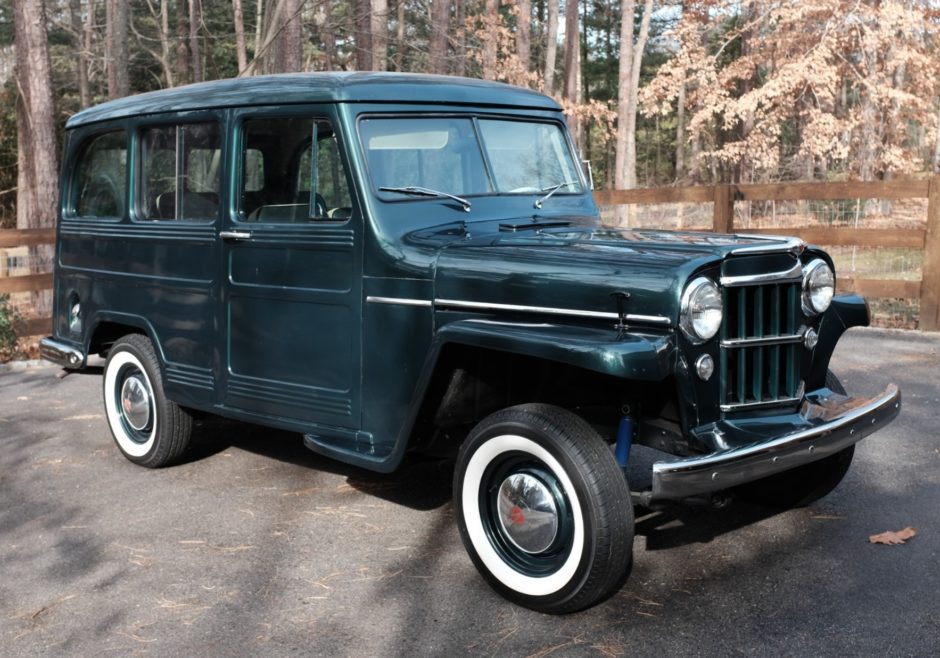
[102,334,192,468]
[454,404,634,614]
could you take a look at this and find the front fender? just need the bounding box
[807,293,869,390]
[434,319,677,381]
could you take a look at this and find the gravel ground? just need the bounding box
[0,328,937,656]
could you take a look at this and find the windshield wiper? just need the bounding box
[534,180,579,209]
[379,186,471,212]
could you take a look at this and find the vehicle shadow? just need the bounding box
[185,415,455,512]
[634,499,783,550]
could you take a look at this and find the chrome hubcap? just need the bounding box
[120,374,152,431]
[496,473,559,554]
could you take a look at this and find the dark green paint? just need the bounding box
[48,73,881,475]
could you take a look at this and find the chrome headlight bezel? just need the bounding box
[680,277,723,344]
[802,259,835,316]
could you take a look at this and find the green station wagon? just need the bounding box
[41,73,900,613]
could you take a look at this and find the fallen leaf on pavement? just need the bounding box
[868,526,917,545]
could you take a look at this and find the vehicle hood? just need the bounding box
[427,222,799,326]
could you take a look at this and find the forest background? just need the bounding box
[6,0,940,229]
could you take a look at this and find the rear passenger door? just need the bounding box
[220,107,361,429]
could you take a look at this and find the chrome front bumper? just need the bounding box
[649,384,901,502]
[39,337,86,369]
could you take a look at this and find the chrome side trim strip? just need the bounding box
[623,313,673,325]
[366,296,433,307]
[720,261,803,287]
[433,298,672,325]
[729,235,806,255]
[721,331,805,348]
[720,381,806,412]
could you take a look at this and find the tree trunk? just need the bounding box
[614,0,652,191]
[255,0,264,55]
[933,101,940,172]
[14,0,59,317]
[322,0,336,71]
[176,0,190,84]
[482,0,498,80]
[105,0,129,99]
[429,0,450,74]
[454,0,466,76]
[371,0,388,71]
[80,0,95,107]
[188,0,204,83]
[148,0,175,87]
[69,0,86,105]
[395,0,405,71]
[516,0,531,73]
[233,0,248,74]
[282,0,303,72]
[562,0,581,147]
[671,79,686,180]
[355,0,372,71]
[543,0,558,95]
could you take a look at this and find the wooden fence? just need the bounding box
[1,176,939,337]
[0,228,55,337]
[595,176,940,331]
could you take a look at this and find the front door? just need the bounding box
[220,107,361,429]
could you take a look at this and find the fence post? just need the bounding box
[713,184,734,233]
[921,174,940,331]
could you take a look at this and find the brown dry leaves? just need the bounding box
[868,526,917,545]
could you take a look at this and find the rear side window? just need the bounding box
[140,122,221,220]
[73,130,127,219]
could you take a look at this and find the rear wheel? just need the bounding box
[102,334,192,468]
[737,370,854,508]
[454,404,633,614]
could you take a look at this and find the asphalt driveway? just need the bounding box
[1,329,937,656]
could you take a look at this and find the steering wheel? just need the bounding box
[313,193,329,219]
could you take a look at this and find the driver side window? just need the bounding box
[240,117,353,222]
[73,130,127,219]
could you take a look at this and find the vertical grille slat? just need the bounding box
[768,344,780,399]
[720,276,804,413]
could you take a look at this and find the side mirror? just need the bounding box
[582,159,595,191]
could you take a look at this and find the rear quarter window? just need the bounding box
[72,130,127,219]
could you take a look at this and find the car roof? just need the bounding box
[66,72,562,128]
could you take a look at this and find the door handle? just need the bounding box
[220,230,252,241]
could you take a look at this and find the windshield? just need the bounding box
[359,117,583,201]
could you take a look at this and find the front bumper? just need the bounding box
[39,337,86,369]
[648,384,901,502]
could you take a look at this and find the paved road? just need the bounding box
[1,329,937,656]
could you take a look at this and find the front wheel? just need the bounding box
[454,404,634,614]
[103,334,192,468]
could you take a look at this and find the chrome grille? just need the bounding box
[720,281,804,412]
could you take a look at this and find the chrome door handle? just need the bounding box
[220,230,252,241]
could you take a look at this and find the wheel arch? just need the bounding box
[87,312,163,364]
[400,319,678,459]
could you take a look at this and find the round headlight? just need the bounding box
[681,277,723,343]
[802,259,834,316]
